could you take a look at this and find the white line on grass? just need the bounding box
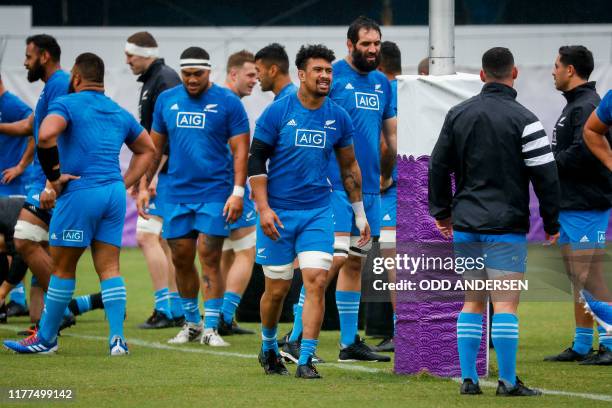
[2,325,611,401]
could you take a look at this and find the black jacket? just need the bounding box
[137,58,181,132]
[551,82,612,210]
[429,82,561,235]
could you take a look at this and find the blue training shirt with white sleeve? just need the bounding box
[327,59,395,194]
[47,90,143,193]
[0,91,33,194]
[253,93,354,210]
[152,84,250,204]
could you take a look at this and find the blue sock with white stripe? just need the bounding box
[221,291,241,324]
[336,290,360,347]
[154,287,172,319]
[101,277,127,342]
[39,276,75,344]
[262,325,278,354]
[9,282,27,306]
[572,327,594,355]
[492,313,519,386]
[598,325,612,350]
[75,295,93,314]
[180,297,201,324]
[457,312,483,383]
[204,298,223,329]
[169,292,185,319]
[298,338,319,365]
[289,286,306,342]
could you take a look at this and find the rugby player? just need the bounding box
[4,52,155,355]
[255,43,298,101]
[429,47,560,396]
[143,46,250,347]
[250,44,369,378]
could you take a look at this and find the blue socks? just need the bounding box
[289,286,306,342]
[9,282,27,306]
[492,313,519,386]
[221,291,241,324]
[204,298,223,329]
[298,338,318,365]
[39,276,75,344]
[572,327,594,355]
[101,277,127,343]
[599,325,612,350]
[261,325,278,354]
[336,290,360,347]
[180,297,201,324]
[457,312,483,383]
[154,287,172,319]
[169,291,184,319]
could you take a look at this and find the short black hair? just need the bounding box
[26,34,61,62]
[255,43,289,74]
[74,52,105,84]
[180,46,210,61]
[558,45,594,80]
[482,47,514,80]
[295,44,335,71]
[380,41,401,75]
[347,16,382,45]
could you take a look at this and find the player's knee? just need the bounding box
[136,230,159,250]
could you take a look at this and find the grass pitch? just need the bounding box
[1,247,611,407]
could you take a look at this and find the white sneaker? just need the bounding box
[109,335,129,356]
[168,322,203,344]
[201,328,230,347]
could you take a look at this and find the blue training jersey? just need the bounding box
[390,78,397,183]
[0,91,33,192]
[47,90,143,194]
[32,69,70,192]
[327,59,395,194]
[596,90,612,125]
[152,84,250,204]
[254,92,354,210]
[274,82,298,101]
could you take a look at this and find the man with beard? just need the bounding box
[4,52,155,355]
[250,44,368,378]
[143,47,250,347]
[255,43,297,101]
[544,46,612,365]
[125,31,184,329]
[286,17,396,362]
[215,50,258,336]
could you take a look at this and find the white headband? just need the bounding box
[180,58,211,71]
[124,42,159,58]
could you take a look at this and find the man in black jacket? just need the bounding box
[125,31,184,329]
[429,47,560,397]
[544,46,612,365]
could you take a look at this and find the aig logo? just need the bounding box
[177,112,206,129]
[295,129,326,149]
[355,92,380,110]
[63,230,84,242]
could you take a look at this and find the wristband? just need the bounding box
[351,201,366,218]
[232,185,245,198]
[37,146,61,182]
[44,188,53,194]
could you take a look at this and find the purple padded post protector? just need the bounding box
[395,155,488,377]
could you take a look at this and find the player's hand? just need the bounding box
[380,175,393,193]
[50,174,80,196]
[148,174,158,198]
[127,185,139,200]
[136,188,150,220]
[40,187,57,209]
[544,232,560,246]
[356,220,371,248]
[435,217,453,239]
[259,206,284,240]
[1,164,25,184]
[223,195,243,224]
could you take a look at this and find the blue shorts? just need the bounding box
[163,201,229,239]
[24,185,53,220]
[380,183,396,228]
[146,174,168,218]
[0,181,25,197]
[331,190,381,237]
[49,182,126,248]
[453,231,527,274]
[255,205,334,266]
[231,192,257,230]
[559,209,610,250]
